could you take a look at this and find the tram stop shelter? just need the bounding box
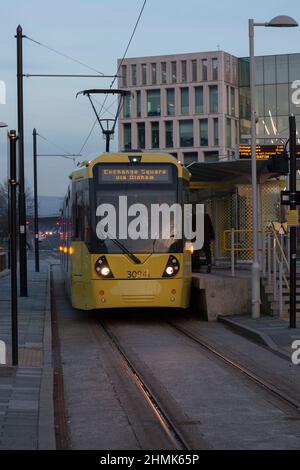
[187,159,296,320]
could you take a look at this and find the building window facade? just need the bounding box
[147,90,161,116]
[131,64,137,86]
[184,152,198,166]
[137,122,145,149]
[180,120,194,147]
[181,61,187,82]
[202,59,208,81]
[171,61,177,83]
[151,63,157,85]
[167,89,175,116]
[161,62,167,84]
[209,85,218,113]
[165,121,173,148]
[141,64,147,85]
[122,65,127,87]
[151,122,159,148]
[124,93,131,118]
[213,118,219,146]
[181,87,189,115]
[123,123,131,150]
[199,118,208,146]
[195,86,203,114]
[192,60,197,82]
[226,118,232,147]
[212,58,218,80]
[136,91,141,117]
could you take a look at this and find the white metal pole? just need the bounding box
[249,19,261,318]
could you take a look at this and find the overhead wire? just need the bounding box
[25,35,105,76]
[77,0,147,155]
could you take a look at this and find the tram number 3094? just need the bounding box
[127,270,150,279]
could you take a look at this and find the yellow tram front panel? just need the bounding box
[69,241,191,310]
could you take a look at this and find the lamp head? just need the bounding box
[267,15,298,27]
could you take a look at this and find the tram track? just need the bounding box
[98,320,194,451]
[168,320,300,413]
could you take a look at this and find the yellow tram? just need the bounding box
[60,151,192,310]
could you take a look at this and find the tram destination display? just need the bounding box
[97,164,173,184]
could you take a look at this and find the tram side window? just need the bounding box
[73,183,84,240]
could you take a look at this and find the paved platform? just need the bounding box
[0,259,55,450]
[219,315,300,359]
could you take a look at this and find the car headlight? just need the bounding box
[162,256,180,278]
[95,256,114,278]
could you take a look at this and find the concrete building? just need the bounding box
[118,51,300,164]
[118,51,239,165]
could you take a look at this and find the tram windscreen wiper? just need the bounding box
[109,238,142,265]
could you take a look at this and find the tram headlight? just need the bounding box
[95,256,114,278]
[162,256,180,278]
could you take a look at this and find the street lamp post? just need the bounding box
[248,15,298,319]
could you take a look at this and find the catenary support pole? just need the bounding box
[33,128,39,272]
[8,130,18,366]
[16,25,28,296]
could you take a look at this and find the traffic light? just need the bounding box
[266,152,289,174]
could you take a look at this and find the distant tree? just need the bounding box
[0,180,34,240]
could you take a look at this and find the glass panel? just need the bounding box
[137,123,145,149]
[277,116,289,136]
[202,59,208,81]
[184,152,198,166]
[151,122,159,149]
[240,86,250,120]
[161,62,167,84]
[181,87,189,114]
[151,63,157,85]
[131,64,137,86]
[212,58,218,80]
[255,85,264,118]
[209,85,218,113]
[147,90,161,116]
[226,118,231,147]
[199,119,208,146]
[192,60,197,82]
[277,83,289,115]
[123,124,131,150]
[276,55,288,83]
[180,120,194,147]
[238,58,250,87]
[264,56,276,84]
[136,91,141,117]
[289,54,300,82]
[264,84,277,117]
[167,89,175,116]
[141,64,147,85]
[122,65,127,87]
[255,57,264,85]
[165,121,173,148]
[213,118,219,146]
[171,62,177,83]
[181,61,187,82]
[124,93,131,118]
[195,86,203,114]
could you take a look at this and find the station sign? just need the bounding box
[239,145,300,160]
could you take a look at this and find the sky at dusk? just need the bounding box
[0,0,300,196]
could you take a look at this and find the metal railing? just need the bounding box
[224,224,291,317]
[223,229,253,277]
[264,222,290,317]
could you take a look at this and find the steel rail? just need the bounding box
[99,321,191,451]
[168,322,300,411]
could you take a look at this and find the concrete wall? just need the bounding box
[192,273,251,321]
